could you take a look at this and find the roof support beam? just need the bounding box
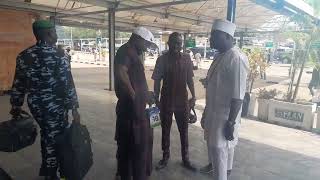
[227,0,237,23]
[0,0,55,16]
[56,18,191,33]
[0,0,104,20]
[57,0,208,18]
[108,8,115,91]
[116,0,208,12]
[0,0,111,24]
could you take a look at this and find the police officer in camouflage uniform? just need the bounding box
[10,20,80,180]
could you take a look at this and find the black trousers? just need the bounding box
[160,106,189,162]
[116,128,153,177]
[118,133,148,180]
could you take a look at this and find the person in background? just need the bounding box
[267,49,271,64]
[57,45,71,63]
[152,32,197,171]
[199,19,249,180]
[66,47,72,62]
[186,49,194,60]
[10,20,80,180]
[309,64,320,105]
[194,52,202,69]
[114,27,155,180]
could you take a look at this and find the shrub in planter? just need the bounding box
[257,89,279,121]
[242,49,269,117]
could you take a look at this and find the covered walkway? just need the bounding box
[1,1,320,180]
[0,0,317,90]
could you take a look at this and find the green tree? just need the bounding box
[282,14,320,102]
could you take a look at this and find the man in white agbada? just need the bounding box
[199,19,249,180]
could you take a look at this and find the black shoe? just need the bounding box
[182,161,197,172]
[156,159,168,170]
[199,163,213,174]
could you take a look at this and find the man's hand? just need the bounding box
[72,109,81,124]
[200,117,205,129]
[147,91,155,106]
[200,109,206,129]
[57,46,66,57]
[155,99,161,108]
[309,87,314,96]
[199,78,208,88]
[189,97,196,108]
[154,93,161,108]
[130,91,136,101]
[224,121,235,141]
[10,106,22,117]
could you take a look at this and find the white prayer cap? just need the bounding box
[133,26,155,43]
[212,19,236,37]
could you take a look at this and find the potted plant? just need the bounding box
[257,88,278,121]
[242,48,269,117]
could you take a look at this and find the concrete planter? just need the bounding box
[268,99,316,131]
[257,98,269,121]
[315,109,320,134]
[248,93,258,117]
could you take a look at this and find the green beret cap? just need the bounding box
[32,20,54,30]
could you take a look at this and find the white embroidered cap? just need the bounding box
[212,19,236,37]
[133,26,155,43]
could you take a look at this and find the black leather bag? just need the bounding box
[56,122,93,180]
[0,111,37,152]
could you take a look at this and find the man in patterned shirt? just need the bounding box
[10,20,80,180]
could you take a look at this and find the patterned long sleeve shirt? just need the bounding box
[10,42,79,112]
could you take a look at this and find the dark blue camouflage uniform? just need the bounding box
[10,41,79,176]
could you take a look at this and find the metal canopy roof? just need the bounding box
[0,0,316,33]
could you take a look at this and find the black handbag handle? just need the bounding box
[20,110,31,117]
[191,107,197,118]
[11,110,31,122]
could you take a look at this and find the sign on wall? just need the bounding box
[265,42,273,48]
[274,109,304,122]
[311,41,320,49]
[186,38,196,48]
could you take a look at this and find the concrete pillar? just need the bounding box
[204,38,207,58]
[49,16,55,25]
[227,0,236,23]
[70,27,73,49]
[108,8,115,91]
[183,33,187,53]
[80,39,83,51]
[239,32,244,49]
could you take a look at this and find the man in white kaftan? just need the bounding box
[200,19,249,180]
